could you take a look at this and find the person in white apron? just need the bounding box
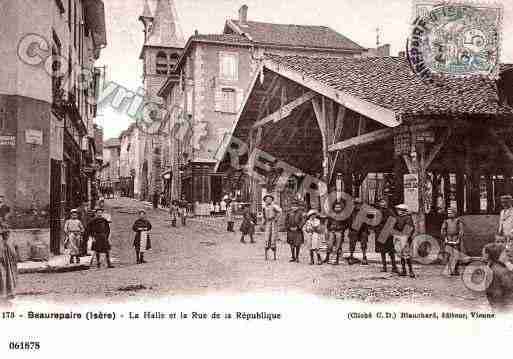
[262,194,282,261]
[393,204,416,278]
[63,209,85,265]
[132,210,153,264]
[498,195,513,263]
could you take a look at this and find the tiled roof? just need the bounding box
[265,54,513,116]
[230,20,364,51]
[191,33,251,45]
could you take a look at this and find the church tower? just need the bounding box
[139,0,184,107]
[138,0,185,202]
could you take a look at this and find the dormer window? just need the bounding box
[156,51,168,75]
[169,53,180,69]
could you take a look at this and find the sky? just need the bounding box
[96,0,513,139]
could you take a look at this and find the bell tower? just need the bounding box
[139,0,184,106]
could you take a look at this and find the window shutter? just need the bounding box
[236,88,244,112]
[233,55,239,81]
[215,87,223,112]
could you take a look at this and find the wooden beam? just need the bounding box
[329,104,347,183]
[264,60,400,127]
[312,97,327,143]
[257,75,281,121]
[328,128,393,152]
[252,91,316,129]
[425,127,452,168]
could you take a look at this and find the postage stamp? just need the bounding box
[407,0,503,79]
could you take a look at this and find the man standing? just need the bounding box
[374,199,399,273]
[262,194,282,261]
[87,208,114,269]
[285,200,305,262]
[347,198,370,265]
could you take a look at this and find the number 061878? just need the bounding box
[9,341,40,350]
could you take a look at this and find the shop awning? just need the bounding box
[84,0,107,49]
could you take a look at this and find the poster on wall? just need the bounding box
[25,128,43,145]
[404,173,419,213]
[0,135,15,146]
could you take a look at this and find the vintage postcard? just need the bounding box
[1,0,513,357]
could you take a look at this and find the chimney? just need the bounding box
[239,5,248,25]
[398,51,406,58]
[377,44,390,57]
[194,29,199,36]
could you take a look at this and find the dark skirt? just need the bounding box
[91,235,111,253]
[375,236,394,253]
[240,220,255,235]
[133,235,152,250]
[286,230,304,246]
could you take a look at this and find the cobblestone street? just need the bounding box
[15,198,490,309]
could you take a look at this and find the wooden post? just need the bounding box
[443,172,451,211]
[456,167,465,216]
[486,173,494,213]
[393,155,404,206]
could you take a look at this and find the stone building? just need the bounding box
[119,123,143,198]
[156,4,366,214]
[99,137,121,197]
[0,0,106,254]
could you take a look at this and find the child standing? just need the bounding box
[303,210,323,265]
[132,210,152,264]
[441,208,464,276]
[63,209,85,264]
[393,204,416,278]
[0,222,17,302]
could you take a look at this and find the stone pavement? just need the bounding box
[13,197,491,310]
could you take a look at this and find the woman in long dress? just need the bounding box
[64,209,85,264]
[0,222,17,302]
[132,210,152,264]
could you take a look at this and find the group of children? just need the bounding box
[169,200,188,227]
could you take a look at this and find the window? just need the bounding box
[156,51,168,75]
[219,52,238,81]
[220,88,236,113]
[169,53,179,68]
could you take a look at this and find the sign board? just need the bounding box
[404,173,419,213]
[0,135,16,146]
[25,129,43,145]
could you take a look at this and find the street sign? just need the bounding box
[0,135,15,146]
[404,173,419,213]
[25,129,43,145]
